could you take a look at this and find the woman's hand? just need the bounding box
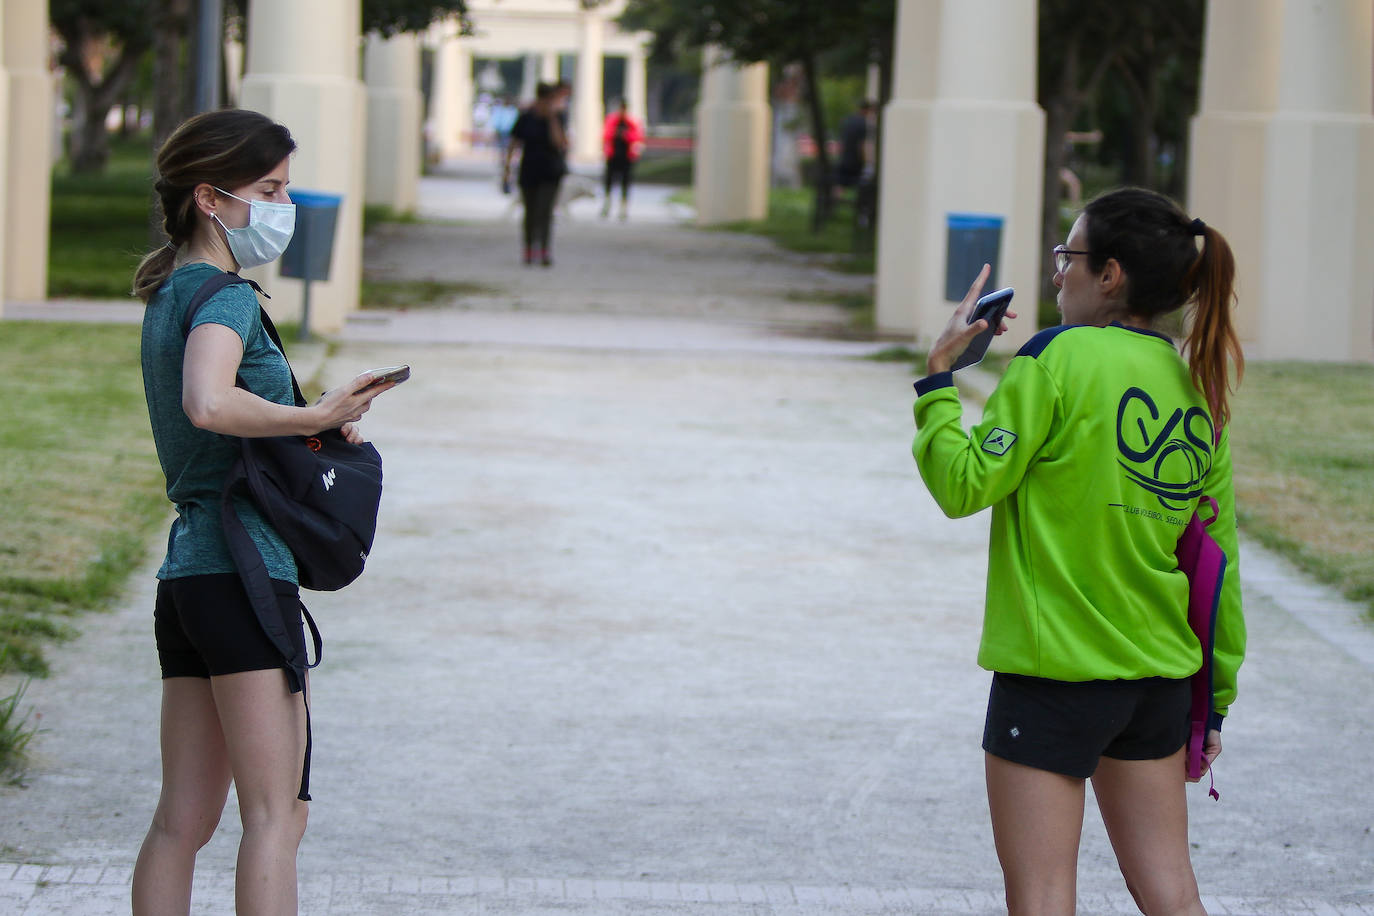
[310,371,396,434]
[339,421,365,445]
[1181,725,1225,785]
[924,264,1017,374]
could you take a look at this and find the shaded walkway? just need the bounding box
[2,171,1373,914]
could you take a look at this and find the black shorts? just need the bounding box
[154,573,305,679]
[982,673,1191,778]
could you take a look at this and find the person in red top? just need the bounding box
[601,99,644,220]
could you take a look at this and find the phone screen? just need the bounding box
[951,288,1014,371]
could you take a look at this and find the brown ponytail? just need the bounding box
[1182,226,1244,429]
[1082,188,1244,430]
[133,244,179,302]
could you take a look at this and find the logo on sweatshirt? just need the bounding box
[1116,387,1212,510]
[981,428,1017,456]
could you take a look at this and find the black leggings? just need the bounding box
[605,158,633,201]
[521,180,560,252]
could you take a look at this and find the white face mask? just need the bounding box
[212,187,296,269]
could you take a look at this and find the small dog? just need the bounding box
[502,173,600,222]
[555,174,599,218]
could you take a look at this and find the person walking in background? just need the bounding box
[131,108,395,915]
[834,100,875,192]
[489,96,518,160]
[600,98,644,220]
[911,187,1247,915]
[503,82,569,267]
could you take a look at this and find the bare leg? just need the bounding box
[133,678,232,916]
[1092,751,1206,916]
[212,669,309,916]
[985,753,1087,915]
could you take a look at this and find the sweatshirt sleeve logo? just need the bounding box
[981,428,1017,456]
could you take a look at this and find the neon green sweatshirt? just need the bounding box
[913,323,1245,724]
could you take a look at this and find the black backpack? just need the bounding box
[181,273,384,685]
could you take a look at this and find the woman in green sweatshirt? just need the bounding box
[912,188,1246,915]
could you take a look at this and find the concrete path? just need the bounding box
[2,167,1373,914]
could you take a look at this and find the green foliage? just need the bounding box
[620,0,891,71]
[50,0,155,47]
[49,134,156,299]
[360,278,499,309]
[0,665,40,780]
[225,1,470,36]
[362,0,470,36]
[0,323,167,675]
[634,152,693,186]
[707,187,873,273]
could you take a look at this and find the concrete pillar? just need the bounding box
[239,0,365,333]
[875,0,1043,352]
[693,45,770,225]
[541,52,558,83]
[0,4,9,315]
[520,53,539,103]
[429,29,472,159]
[364,31,422,213]
[1190,0,1374,361]
[572,7,605,163]
[626,43,648,126]
[4,0,53,303]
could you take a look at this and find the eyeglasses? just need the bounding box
[1052,245,1091,274]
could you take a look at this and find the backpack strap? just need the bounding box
[184,271,320,800]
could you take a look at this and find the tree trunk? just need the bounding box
[1038,36,1115,300]
[798,50,832,232]
[59,34,148,174]
[1117,60,1157,189]
[152,0,192,152]
[1041,95,1074,301]
[149,0,192,244]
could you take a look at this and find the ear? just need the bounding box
[1098,257,1128,298]
[191,184,219,218]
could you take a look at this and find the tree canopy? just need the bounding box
[53,0,470,173]
[620,0,894,229]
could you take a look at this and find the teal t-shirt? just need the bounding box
[140,264,298,583]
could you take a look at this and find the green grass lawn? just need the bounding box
[1229,362,1374,604]
[48,135,158,299]
[0,323,167,679]
[686,186,876,275]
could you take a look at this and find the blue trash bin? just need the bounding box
[945,213,1003,301]
[279,190,342,340]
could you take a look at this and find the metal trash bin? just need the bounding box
[944,212,1003,301]
[279,190,342,339]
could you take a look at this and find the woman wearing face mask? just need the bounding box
[132,109,394,915]
[911,187,1247,914]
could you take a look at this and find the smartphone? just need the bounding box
[951,288,1014,371]
[357,365,411,392]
